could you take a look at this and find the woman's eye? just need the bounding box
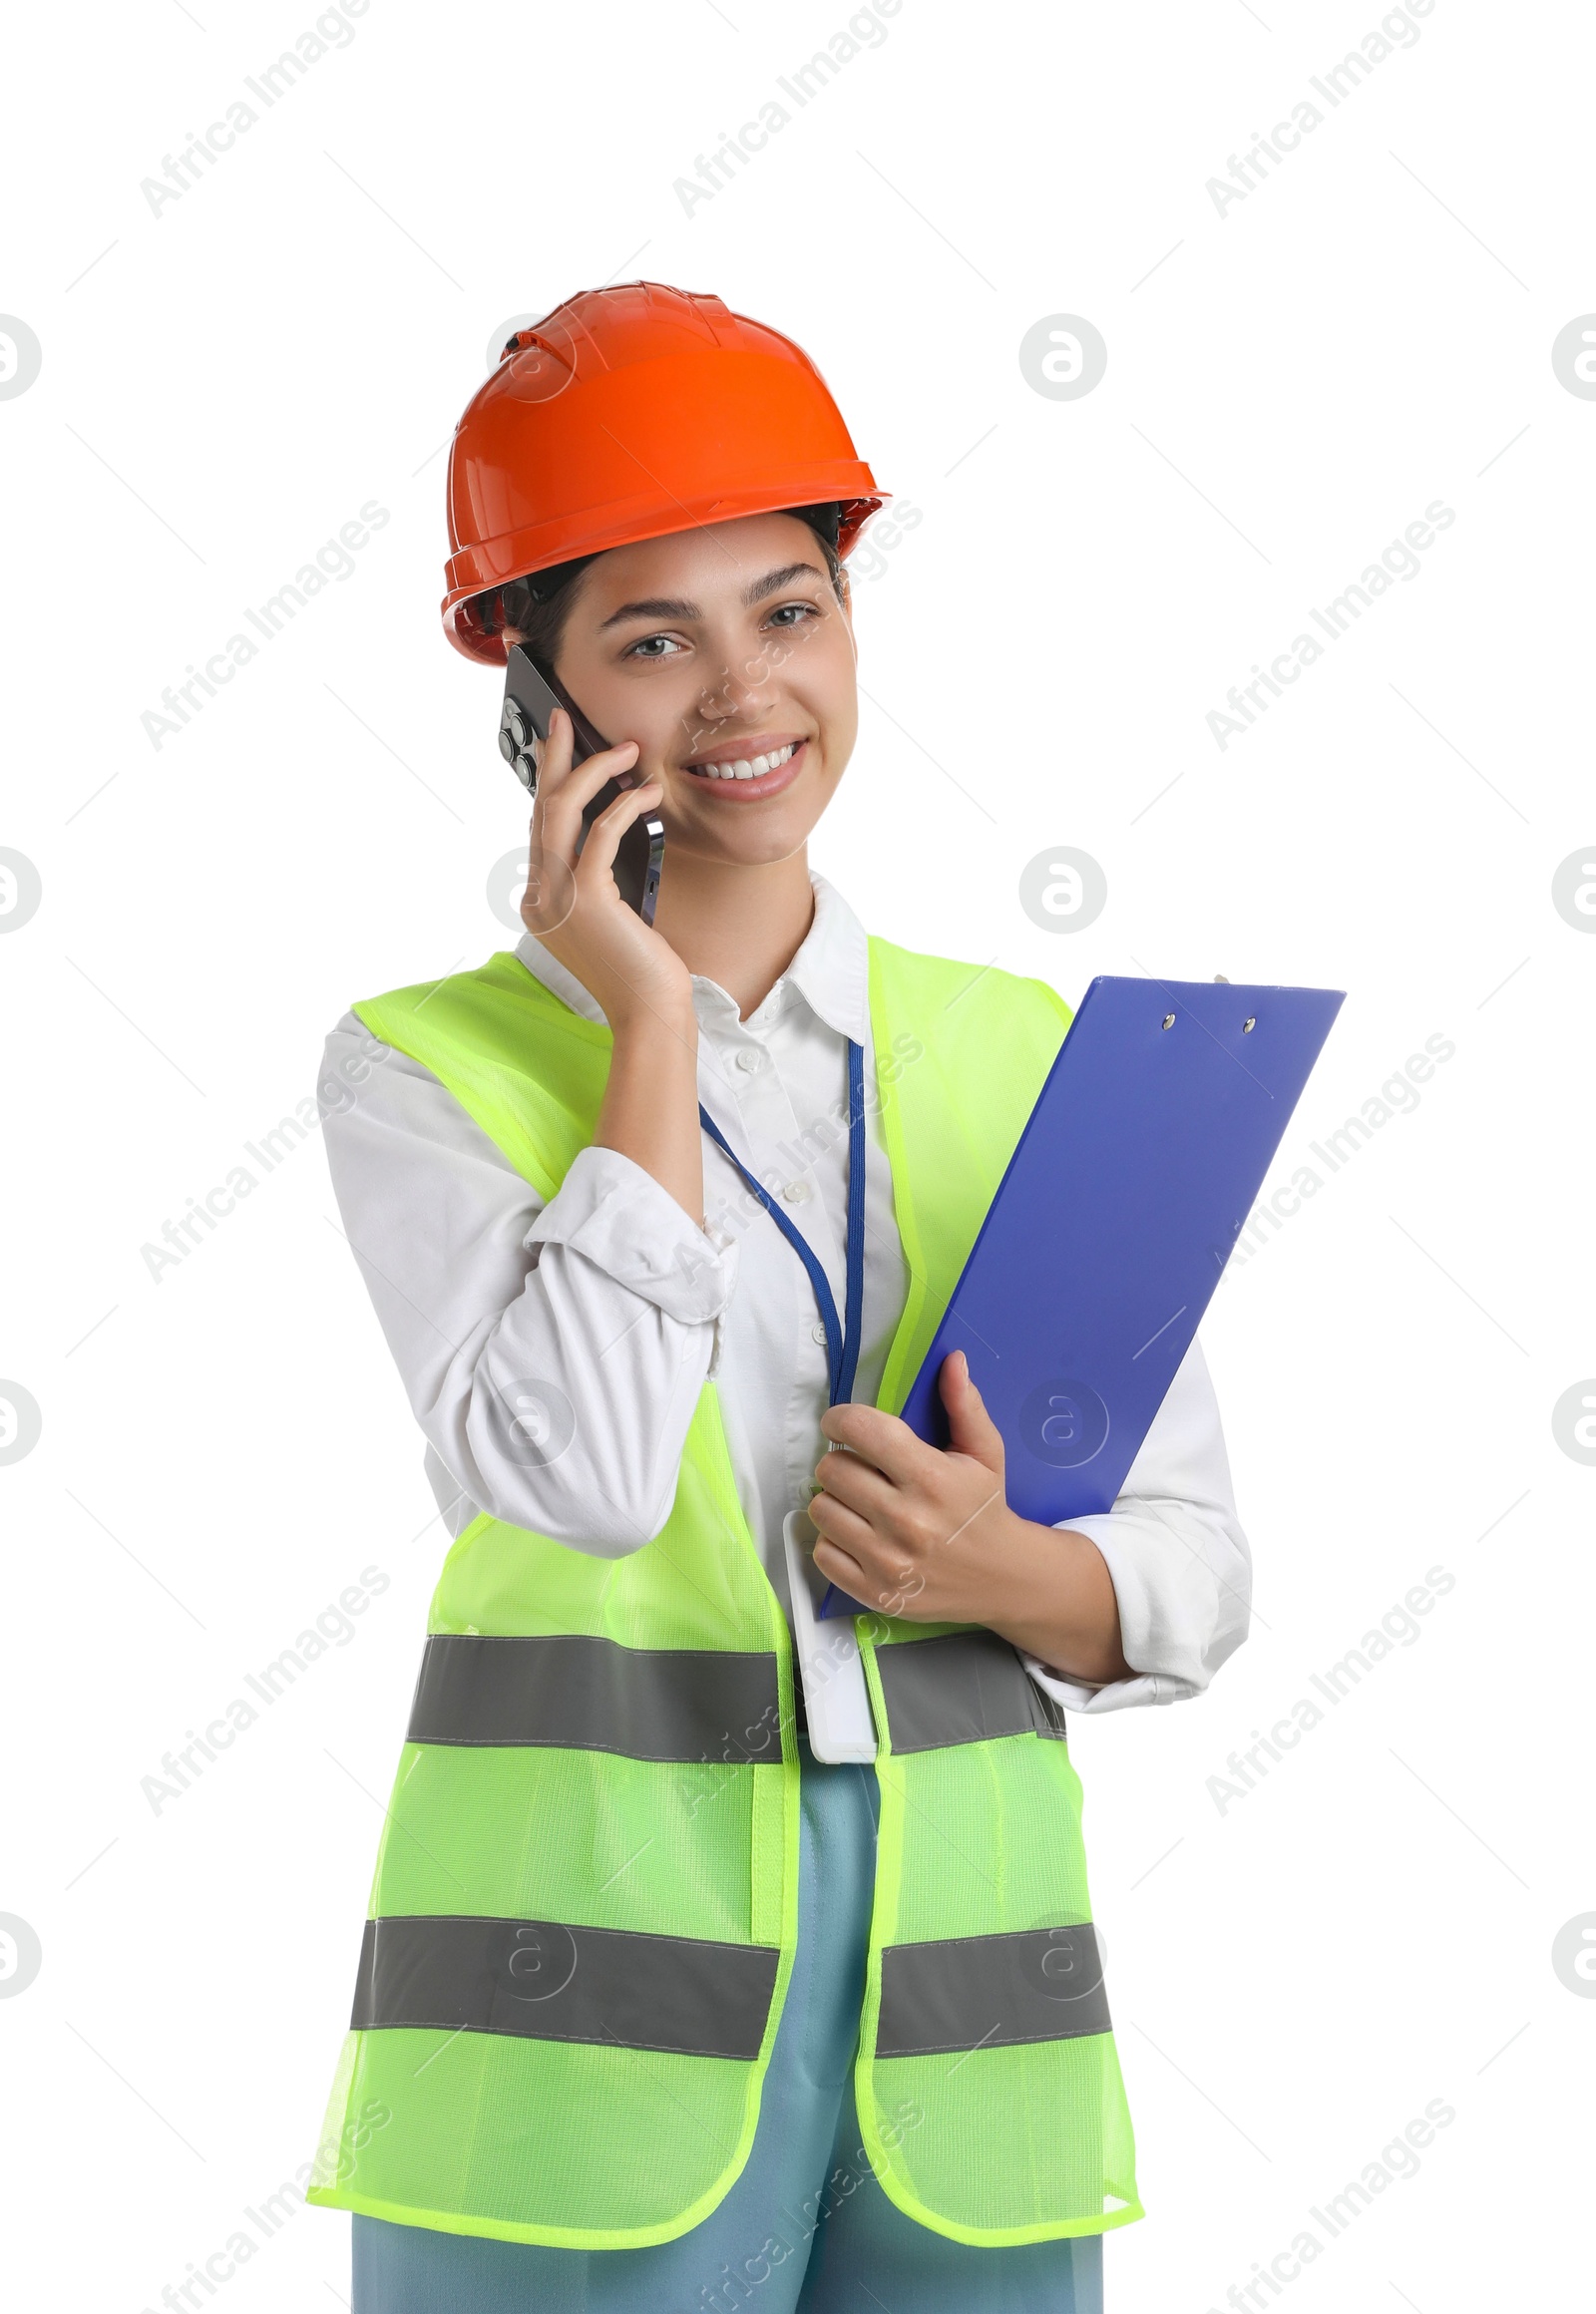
[767,601,820,629]
[624,634,685,660]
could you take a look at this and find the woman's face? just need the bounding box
[530,511,858,869]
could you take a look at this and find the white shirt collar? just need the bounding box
[513,870,872,1046]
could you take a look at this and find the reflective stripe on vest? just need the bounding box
[351,1914,779,2060]
[405,1628,1057,1759]
[347,1911,1102,2063]
[407,1634,784,1762]
[306,935,1143,2252]
[873,1629,1068,1754]
[877,1923,1108,2056]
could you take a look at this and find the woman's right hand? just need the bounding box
[522,708,691,1031]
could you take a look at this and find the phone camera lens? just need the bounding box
[514,752,538,789]
[498,728,518,765]
[505,707,531,749]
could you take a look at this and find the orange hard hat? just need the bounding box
[441,280,888,664]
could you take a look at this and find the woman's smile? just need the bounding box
[679,735,807,797]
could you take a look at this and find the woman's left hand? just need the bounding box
[809,1351,1132,1684]
[808,1351,1016,1623]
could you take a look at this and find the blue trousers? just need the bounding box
[351,1731,1104,2312]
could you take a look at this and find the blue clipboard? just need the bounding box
[816,973,1344,1616]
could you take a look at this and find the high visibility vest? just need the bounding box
[306,934,1142,2249]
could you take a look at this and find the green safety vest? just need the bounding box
[306,934,1141,2249]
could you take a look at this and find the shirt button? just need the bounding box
[811,1322,829,1346]
[781,1181,811,1203]
[735,1047,762,1073]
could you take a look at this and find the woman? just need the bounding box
[307,282,1252,2312]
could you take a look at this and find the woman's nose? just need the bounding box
[696,662,774,722]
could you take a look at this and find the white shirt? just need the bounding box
[317,874,1252,1713]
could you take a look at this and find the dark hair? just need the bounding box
[476,502,845,671]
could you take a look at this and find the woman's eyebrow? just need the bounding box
[742,560,825,604]
[597,562,826,631]
[598,594,699,630]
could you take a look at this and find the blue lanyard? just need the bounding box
[697,1038,866,1407]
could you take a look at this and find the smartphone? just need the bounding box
[499,643,664,926]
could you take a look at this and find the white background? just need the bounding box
[2,1,1589,2306]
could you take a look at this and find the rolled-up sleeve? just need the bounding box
[318,1012,737,1553]
[528,1148,733,1326]
[1020,1336,1252,1714]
